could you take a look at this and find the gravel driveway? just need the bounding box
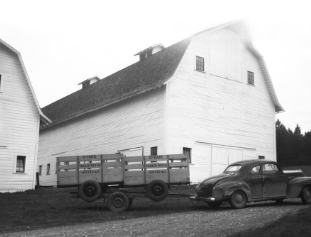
[3,198,308,237]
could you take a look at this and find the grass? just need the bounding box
[0,185,198,234]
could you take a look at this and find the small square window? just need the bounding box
[183,147,191,163]
[16,156,26,173]
[196,56,204,72]
[39,165,42,175]
[47,164,50,175]
[259,156,265,159]
[151,147,157,156]
[248,71,254,85]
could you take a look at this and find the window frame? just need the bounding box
[195,56,205,72]
[183,147,192,163]
[16,156,26,173]
[247,71,254,85]
[46,163,51,175]
[263,163,280,174]
[151,147,158,156]
[0,74,3,92]
[39,165,42,176]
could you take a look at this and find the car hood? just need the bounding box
[195,173,233,196]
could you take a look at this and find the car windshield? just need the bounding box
[224,165,242,173]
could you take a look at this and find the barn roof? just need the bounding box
[0,38,51,125]
[40,20,284,129]
[41,37,192,129]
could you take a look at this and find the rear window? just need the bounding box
[224,165,242,173]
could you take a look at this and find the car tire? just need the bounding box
[207,201,222,208]
[229,190,247,209]
[301,186,311,204]
[107,192,130,213]
[146,180,168,202]
[275,199,284,204]
[79,180,102,202]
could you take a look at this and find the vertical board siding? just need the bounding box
[166,28,276,182]
[38,87,165,186]
[0,44,39,192]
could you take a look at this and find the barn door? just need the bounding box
[191,143,212,183]
[212,146,228,176]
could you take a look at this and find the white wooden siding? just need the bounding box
[0,44,40,192]
[38,87,165,186]
[190,142,211,183]
[166,27,276,182]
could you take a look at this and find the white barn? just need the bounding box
[38,21,283,186]
[0,39,50,192]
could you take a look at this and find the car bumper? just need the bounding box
[189,195,216,202]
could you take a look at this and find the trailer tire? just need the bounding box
[146,180,168,202]
[79,180,101,202]
[107,192,130,213]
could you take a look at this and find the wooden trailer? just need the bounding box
[57,154,190,212]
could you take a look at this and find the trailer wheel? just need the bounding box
[146,180,168,202]
[107,192,130,213]
[301,186,311,204]
[79,180,101,202]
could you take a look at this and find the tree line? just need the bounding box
[276,120,311,166]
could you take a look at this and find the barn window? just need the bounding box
[39,165,42,175]
[183,147,191,163]
[0,74,2,92]
[196,56,204,72]
[47,164,50,175]
[151,147,157,156]
[16,156,26,173]
[259,156,265,159]
[247,71,254,85]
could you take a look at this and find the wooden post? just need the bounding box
[36,172,40,188]
[77,156,80,184]
[167,155,170,184]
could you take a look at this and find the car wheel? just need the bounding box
[275,199,284,204]
[79,180,101,202]
[207,201,222,208]
[107,192,130,213]
[229,190,247,209]
[146,180,168,202]
[301,186,311,204]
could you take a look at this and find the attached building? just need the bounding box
[38,21,283,185]
[0,39,50,192]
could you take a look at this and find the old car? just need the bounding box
[190,159,311,209]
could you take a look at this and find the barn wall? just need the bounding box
[38,87,165,186]
[0,44,39,192]
[166,28,276,182]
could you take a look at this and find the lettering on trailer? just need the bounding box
[80,163,101,168]
[148,155,163,160]
[81,170,100,174]
[148,170,167,174]
[82,155,97,159]
[145,163,168,168]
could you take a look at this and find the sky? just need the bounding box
[1,0,311,133]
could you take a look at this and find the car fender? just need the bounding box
[215,181,252,202]
[287,177,311,198]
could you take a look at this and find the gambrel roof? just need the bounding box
[0,38,51,125]
[41,21,284,129]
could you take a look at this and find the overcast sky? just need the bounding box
[1,0,311,132]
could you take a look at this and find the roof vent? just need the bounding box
[134,43,165,61]
[78,76,100,89]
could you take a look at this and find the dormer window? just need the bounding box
[247,71,254,85]
[78,76,100,89]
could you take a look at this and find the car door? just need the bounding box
[262,163,287,198]
[247,165,263,199]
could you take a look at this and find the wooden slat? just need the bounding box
[79,163,101,169]
[145,163,168,169]
[59,164,77,170]
[125,164,144,169]
[124,156,144,162]
[124,170,144,185]
[144,155,168,161]
[169,162,188,167]
[167,154,188,160]
[102,168,122,175]
[78,155,101,161]
[102,154,123,159]
[57,156,78,162]
[58,170,77,178]
[102,161,122,168]
[170,169,189,183]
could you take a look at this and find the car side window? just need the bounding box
[250,165,261,174]
[263,164,279,174]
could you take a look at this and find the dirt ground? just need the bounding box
[2,198,308,237]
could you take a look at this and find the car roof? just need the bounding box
[230,159,275,166]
